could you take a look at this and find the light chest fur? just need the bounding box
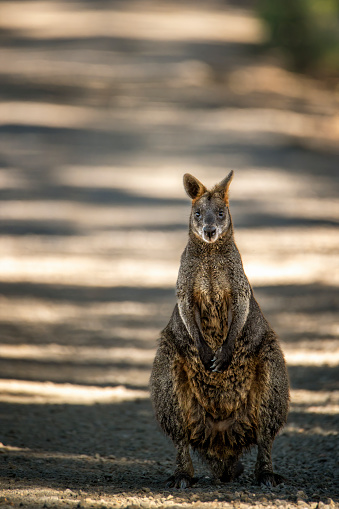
[193,260,232,352]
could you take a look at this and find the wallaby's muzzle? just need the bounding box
[203,226,217,242]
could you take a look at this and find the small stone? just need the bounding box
[141,487,150,493]
[297,490,308,500]
[317,503,330,509]
[190,494,199,501]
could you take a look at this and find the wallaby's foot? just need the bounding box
[171,442,194,488]
[220,461,244,482]
[166,472,193,489]
[256,470,286,487]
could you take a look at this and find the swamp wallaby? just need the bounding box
[150,172,289,489]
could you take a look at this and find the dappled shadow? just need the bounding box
[0,357,152,390]
[288,365,339,391]
[255,283,339,315]
[232,208,339,229]
[0,282,175,303]
[0,219,80,236]
[0,124,146,158]
[0,184,187,207]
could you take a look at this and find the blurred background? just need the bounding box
[0,0,338,500]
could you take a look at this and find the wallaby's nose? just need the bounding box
[203,226,216,240]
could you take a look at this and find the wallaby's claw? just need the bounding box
[256,471,286,488]
[211,364,222,373]
[211,362,223,373]
[166,473,193,489]
[210,358,217,370]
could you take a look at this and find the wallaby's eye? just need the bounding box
[218,210,224,218]
[195,210,201,218]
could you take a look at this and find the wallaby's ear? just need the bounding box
[213,171,234,204]
[183,174,207,201]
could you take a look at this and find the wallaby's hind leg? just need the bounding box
[255,434,285,487]
[166,439,194,489]
[255,343,289,487]
[150,344,195,489]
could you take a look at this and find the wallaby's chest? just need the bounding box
[193,269,231,351]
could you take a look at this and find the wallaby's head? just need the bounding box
[183,171,234,244]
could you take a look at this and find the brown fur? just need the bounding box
[172,350,263,458]
[150,172,289,489]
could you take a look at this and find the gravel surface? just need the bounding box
[0,394,338,508]
[0,1,338,508]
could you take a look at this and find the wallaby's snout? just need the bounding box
[203,225,217,241]
[202,208,218,242]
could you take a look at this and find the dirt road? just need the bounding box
[0,1,338,508]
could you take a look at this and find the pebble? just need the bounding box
[190,494,199,501]
[297,491,308,500]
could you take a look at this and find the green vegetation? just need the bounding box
[257,0,339,78]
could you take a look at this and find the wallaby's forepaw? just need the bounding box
[166,473,193,489]
[211,345,232,372]
[197,340,214,370]
[200,351,214,371]
[256,471,286,488]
